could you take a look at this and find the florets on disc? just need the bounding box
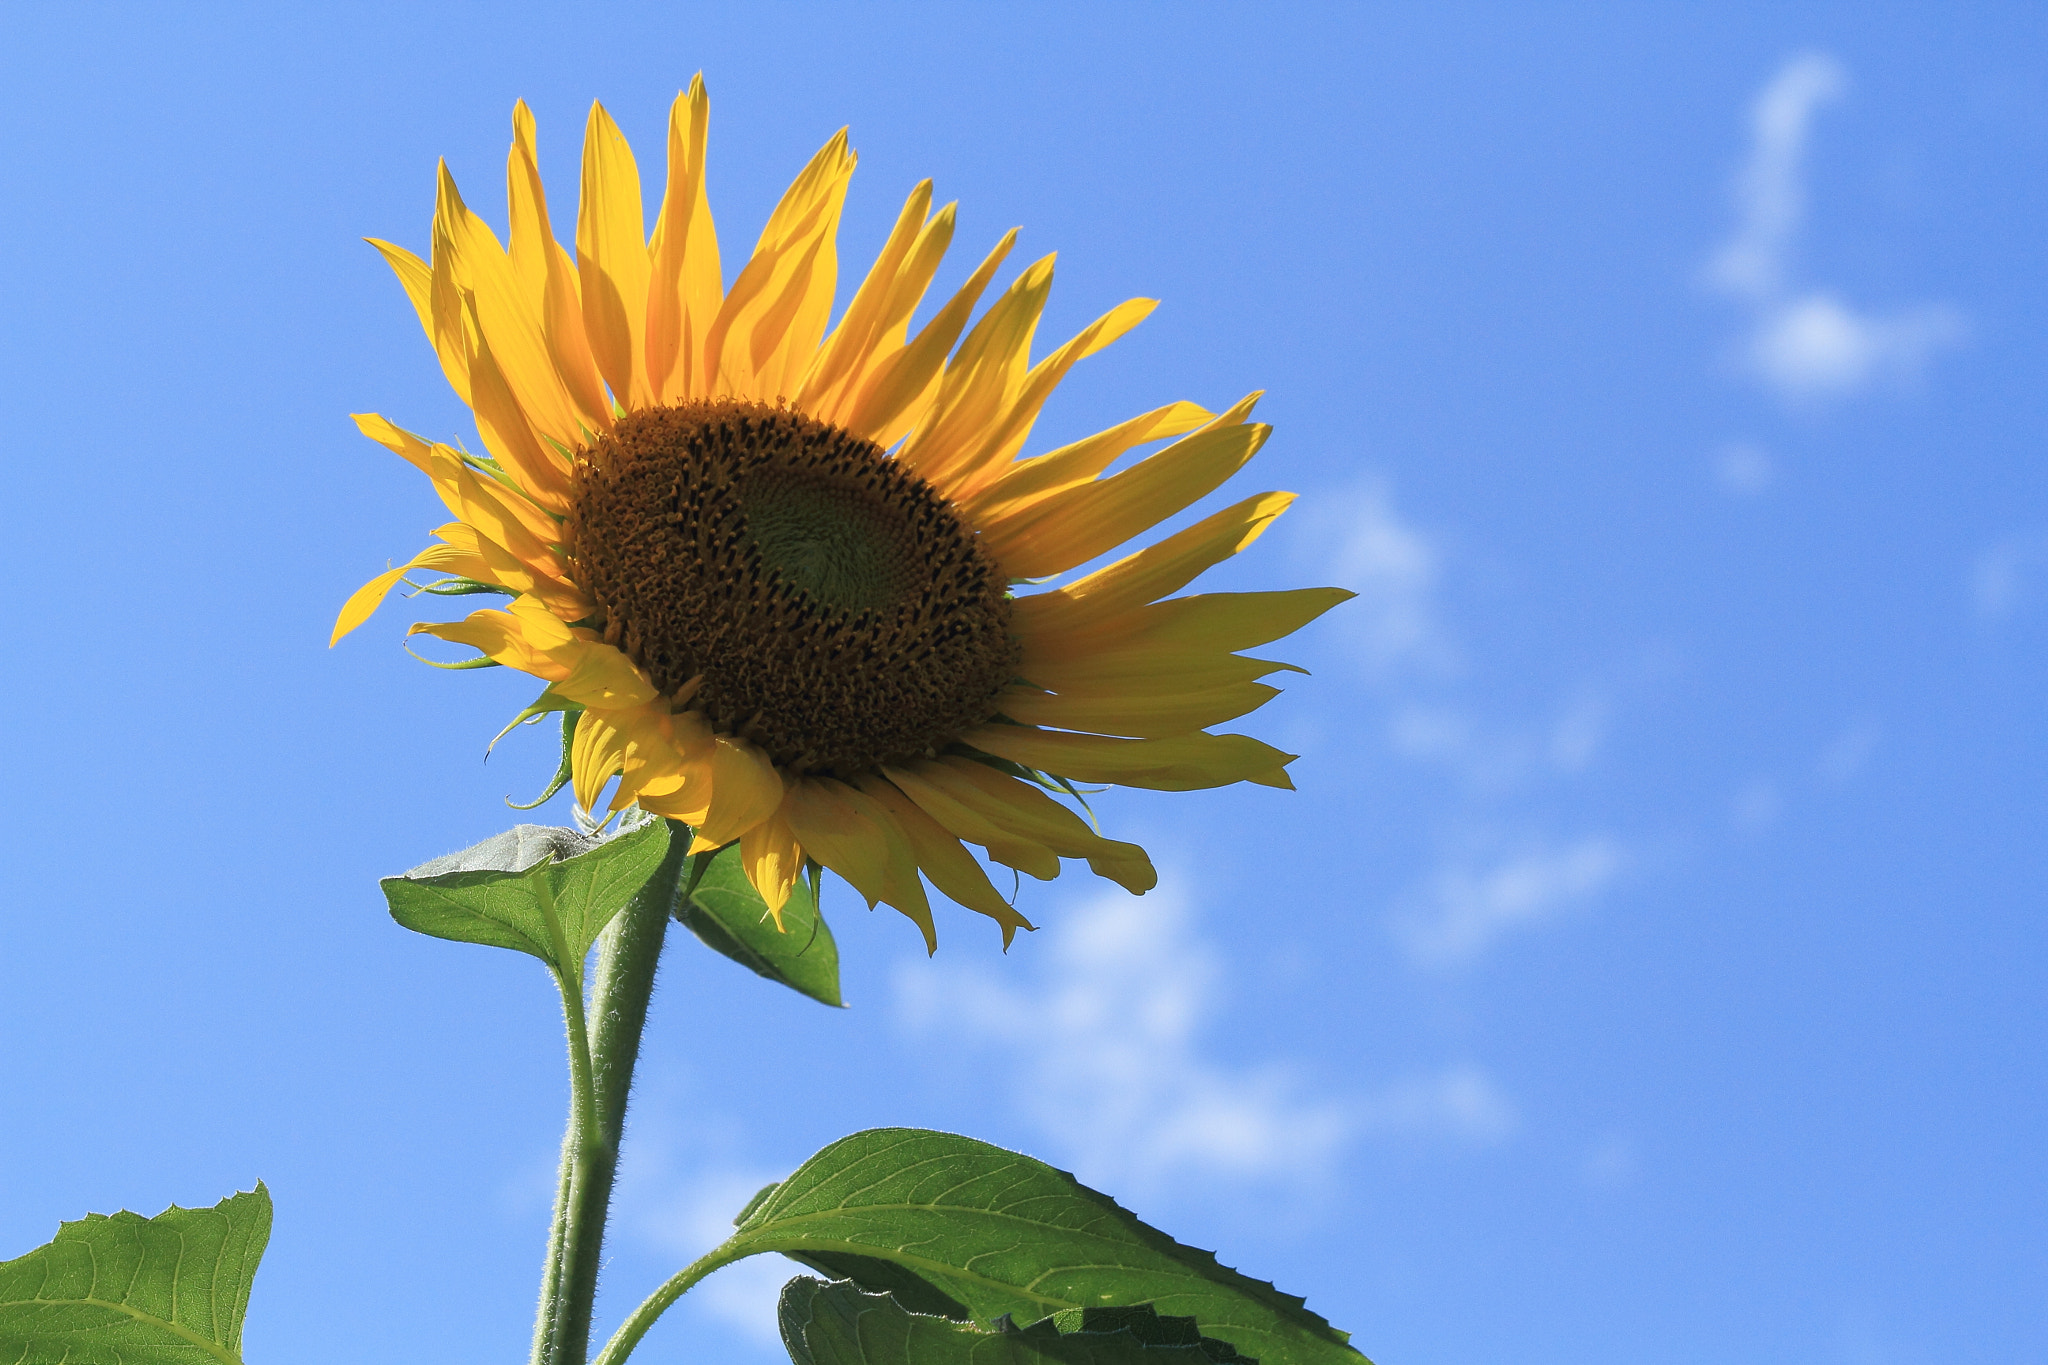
[567,401,1019,778]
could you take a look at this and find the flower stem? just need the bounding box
[538,819,690,1365]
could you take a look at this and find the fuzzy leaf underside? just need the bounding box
[380,819,670,975]
[725,1130,1369,1365]
[780,1278,1260,1365]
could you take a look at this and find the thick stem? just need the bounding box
[546,819,689,1365]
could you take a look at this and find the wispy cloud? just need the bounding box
[609,1111,792,1350]
[1297,479,1453,678]
[1394,836,1625,965]
[1708,54,1962,401]
[896,881,1512,1196]
[1973,532,2048,620]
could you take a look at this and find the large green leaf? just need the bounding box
[380,819,671,979]
[779,1277,1258,1365]
[675,844,842,1007]
[0,1185,270,1365]
[721,1131,1368,1365]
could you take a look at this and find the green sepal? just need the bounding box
[675,843,843,1007]
[498,693,584,811]
[779,1278,1260,1365]
[380,818,672,983]
[0,1185,270,1365]
[718,1129,1368,1365]
[414,576,514,597]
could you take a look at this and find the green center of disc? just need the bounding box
[740,474,910,614]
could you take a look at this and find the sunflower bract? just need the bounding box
[336,76,1352,948]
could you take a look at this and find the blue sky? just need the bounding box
[3,5,2043,1364]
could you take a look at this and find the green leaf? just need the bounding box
[380,819,672,980]
[779,1278,1259,1365]
[722,1130,1368,1365]
[675,843,842,1007]
[0,1184,270,1365]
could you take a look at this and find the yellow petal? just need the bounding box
[464,317,576,512]
[330,538,478,645]
[508,103,613,433]
[366,239,436,363]
[928,756,1156,893]
[960,401,1212,526]
[352,412,435,476]
[435,162,582,447]
[647,76,723,403]
[963,726,1296,794]
[571,707,630,811]
[1026,587,1355,663]
[929,296,1158,504]
[855,774,1034,946]
[795,180,933,415]
[896,255,1053,496]
[979,404,1270,579]
[841,227,1017,447]
[1010,490,1297,638]
[783,778,895,911]
[740,807,804,925]
[993,681,1283,739]
[1019,645,1301,696]
[880,762,1061,881]
[686,736,785,849]
[576,101,652,408]
[700,130,855,400]
[551,642,658,710]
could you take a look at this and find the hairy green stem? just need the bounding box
[591,1246,744,1365]
[539,819,690,1365]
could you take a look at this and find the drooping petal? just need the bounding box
[881,762,1061,881]
[330,537,481,645]
[855,774,1034,946]
[739,806,804,924]
[684,736,785,850]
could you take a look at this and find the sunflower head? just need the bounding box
[336,78,1352,949]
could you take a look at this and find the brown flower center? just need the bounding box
[566,400,1018,777]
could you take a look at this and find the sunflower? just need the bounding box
[335,79,1350,948]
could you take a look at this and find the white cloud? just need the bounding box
[1709,53,1847,302]
[1355,1065,1518,1145]
[1395,836,1624,965]
[1297,480,1452,677]
[896,882,1517,1195]
[608,1115,791,1350]
[1708,54,1962,401]
[1817,717,1881,785]
[1715,441,1775,495]
[897,885,1350,1192]
[1732,778,1783,832]
[1973,533,2048,620]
